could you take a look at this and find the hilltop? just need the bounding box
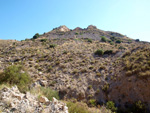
[0,25,150,113]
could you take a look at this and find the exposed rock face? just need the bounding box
[0,86,68,113]
[53,25,70,32]
[87,25,97,29]
[73,27,83,31]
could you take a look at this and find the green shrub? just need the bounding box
[87,38,92,43]
[119,46,125,50]
[101,36,107,42]
[126,101,146,113]
[135,39,140,42]
[0,65,31,92]
[102,84,109,92]
[49,44,57,48]
[88,85,92,89]
[40,39,47,42]
[75,32,79,35]
[39,87,59,101]
[106,101,117,112]
[95,49,104,56]
[67,101,90,113]
[63,51,68,54]
[116,40,121,43]
[110,41,114,45]
[110,36,117,41]
[89,99,96,107]
[33,33,40,39]
[132,101,146,113]
[96,72,101,77]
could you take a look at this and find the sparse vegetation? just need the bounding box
[0,65,31,92]
[0,26,150,112]
[67,101,90,113]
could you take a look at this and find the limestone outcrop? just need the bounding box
[0,86,68,113]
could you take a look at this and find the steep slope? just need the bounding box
[0,26,150,112]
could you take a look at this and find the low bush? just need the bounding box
[106,101,117,112]
[87,38,92,43]
[95,49,104,56]
[40,39,47,42]
[39,87,59,101]
[110,41,114,45]
[0,65,31,93]
[67,101,90,113]
[110,36,117,41]
[119,46,125,50]
[135,39,140,42]
[75,32,79,35]
[116,40,121,43]
[49,44,57,48]
[101,36,107,42]
[89,99,97,107]
[104,50,113,54]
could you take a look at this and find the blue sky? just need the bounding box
[0,0,150,42]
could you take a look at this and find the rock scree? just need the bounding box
[0,86,68,113]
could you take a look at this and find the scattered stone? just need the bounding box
[0,86,68,113]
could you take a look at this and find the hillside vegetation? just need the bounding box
[0,25,150,113]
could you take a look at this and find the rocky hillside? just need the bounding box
[0,86,68,113]
[0,25,150,112]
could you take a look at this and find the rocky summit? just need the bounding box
[0,25,150,112]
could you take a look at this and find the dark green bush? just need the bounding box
[133,100,146,113]
[126,101,147,113]
[75,32,79,35]
[116,40,121,43]
[95,49,104,56]
[87,38,92,43]
[33,33,40,39]
[106,101,117,112]
[0,65,31,92]
[40,39,47,42]
[49,44,57,48]
[102,84,109,92]
[89,99,96,107]
[110,41,114,45]
[104,50,113,54]
[135,39,140,42]
[110,36,117,41]
[101,36,107,42]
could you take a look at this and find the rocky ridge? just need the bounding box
[0,86,68,113]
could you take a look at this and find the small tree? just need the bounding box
[135,39,140,42]
[33,33,40,39]
[101,36,107,42]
